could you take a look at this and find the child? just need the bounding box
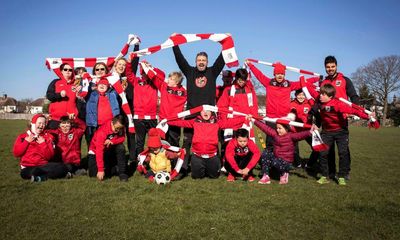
[224,128,261,182]
[255,120,316,184]
[290,89,317,168]
[149,69,187,147]
[86,77,120,144]
[315,84,373,185]
[87,114,127,181]
[13,114,69,182]
[168,109,250,179]
[137,128,184,182]
[47,116,86,175]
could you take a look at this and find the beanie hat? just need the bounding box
[31,114,45,134]
[97,77,109,86]
[273,62,286,75]
[147,128,161,148]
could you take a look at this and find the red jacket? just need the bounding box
[217,82,259,119]
[47,119,86,165]
[150,69,187,120]
[46,79,78,121]
[290,99,312,124]
[248,63,301,118]
[321,72,360,104]
[126,63,159,119]
[319,98,368,132]
[169,116,246,156]
[13,132,55,167]
[225,138,261,172]
[255,120,310,163]
[89,121,125,172]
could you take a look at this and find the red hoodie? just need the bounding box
[47,118,86,165]
[290,99,312,124]
[13,132,55,167]
[149,68,187,120]
[126,63,159,119]
[169,116,246,157]
[46,78,78,121]
[225,138,261,172]
[89,121,125,172]
[248,63,301,118]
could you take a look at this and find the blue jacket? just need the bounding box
[86,89,120,127]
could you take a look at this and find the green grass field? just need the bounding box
[1,120,399,240]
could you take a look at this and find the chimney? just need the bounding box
[3,94,7,99]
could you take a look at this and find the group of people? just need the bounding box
[13,38,375,186]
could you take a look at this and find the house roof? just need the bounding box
[0,97,17,106]
[31,98,45,106]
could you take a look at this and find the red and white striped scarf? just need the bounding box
[130,33,239,68]
[45,35,140,133]
[137,144,185,180]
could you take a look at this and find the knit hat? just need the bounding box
[97,77,109,86]
[31,114,45,134]
[273,62,286,75]
[147,128,161,148]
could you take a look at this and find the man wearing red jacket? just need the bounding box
[224,128,261,182]
[13,114,69,182]
[246,60,301,152]
[87,115,127,181]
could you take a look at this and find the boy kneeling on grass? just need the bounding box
[224,128,261,182]
[87,114,128,182]
[254,119,318,185]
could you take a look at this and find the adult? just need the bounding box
[13,114,69,182]
[321,56,360,180]
[172,34,226,178]
[46,63,81,129]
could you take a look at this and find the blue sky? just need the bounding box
[0,0,399,100]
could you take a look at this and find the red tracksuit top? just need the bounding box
[319,98,368,132]
[290,99,312,124]
[248,63,301,118]
[255,120,311,162]
[13,132,55,167]
[47,119,86,165]
[126,63,159,119]
[89,121,125,172]
[149,68,187,120]
[169,116,246,156]
[225,138,261,172]
[321,73,349,101]
[217,82,259,119]
[47,79,78,121]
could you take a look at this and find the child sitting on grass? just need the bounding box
[136,128,184,182]
[167,109,251,179]
[255,120,317,184]
[224,128,261,182]
[13,114,69,182]
[47,116,86,175]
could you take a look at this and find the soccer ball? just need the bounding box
[155,171,171,185]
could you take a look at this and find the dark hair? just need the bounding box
[277,123,291,132]
[320,83,336,98]
[324,55,337,66]
[196,51,208,59]
[295,89,303,96]
[60,63,71,71]
[74,67,87,75]
[112,114,126,126]
[60,116,72,124]
[235,128,249,138]
[92,62,109,75]
[235,68,248,81]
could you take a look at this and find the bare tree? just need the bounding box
[352,55,400,126]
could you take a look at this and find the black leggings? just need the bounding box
[20,162,69,180]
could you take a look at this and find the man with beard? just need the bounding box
[172,34,226,179]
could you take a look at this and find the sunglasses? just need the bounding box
[95,68,106,72]
[62,68,73,72]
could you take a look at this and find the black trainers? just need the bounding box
[66,172,73,179]
[119,174,129,182]
[74,168,87,176]
[31,175,46,183]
